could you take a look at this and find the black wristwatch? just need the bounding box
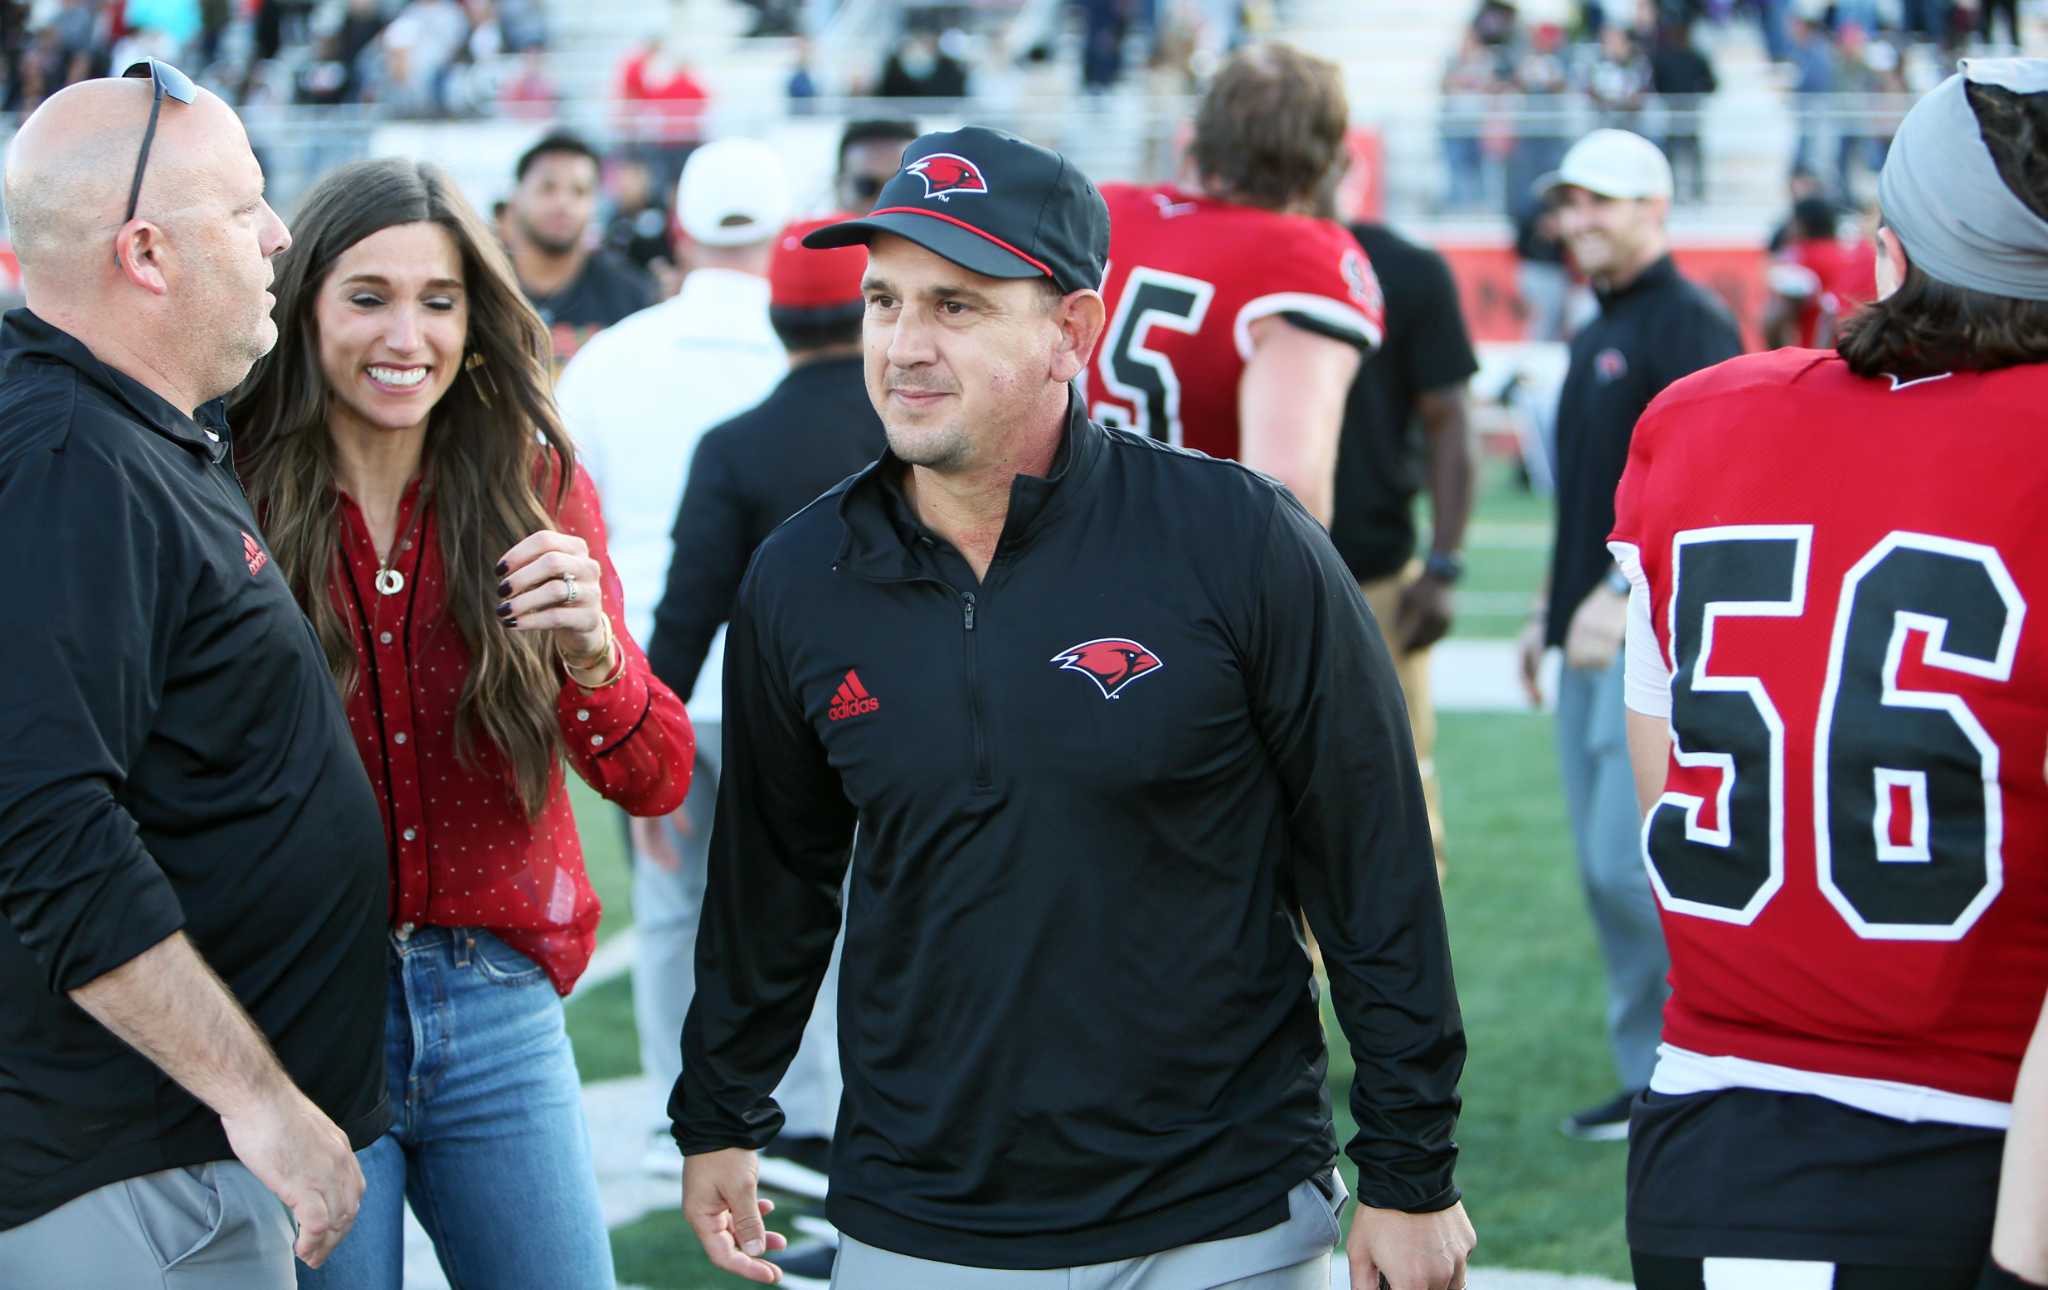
[1422,550,1465,583]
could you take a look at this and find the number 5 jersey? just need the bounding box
[1608,345,2048,1267]
[1084,184,1385,456]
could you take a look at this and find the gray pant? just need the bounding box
[633,720,842,1138]
[831,1175,1343,1289]
[1555,654,1670,1089]
[0,1161,295,1289]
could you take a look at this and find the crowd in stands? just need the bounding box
[1441,0,2029,215]
[1,0,551,116]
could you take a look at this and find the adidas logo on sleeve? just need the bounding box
[828,670,880,722]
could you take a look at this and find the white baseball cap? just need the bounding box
[677,139,792,248]
[1538,129,1674,201]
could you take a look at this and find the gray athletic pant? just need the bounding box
[632,720,842,1138]
[0,1161,295,1289]
[831,1175,1344,1289]
[1554,653,1670,1090]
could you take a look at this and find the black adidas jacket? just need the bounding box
[671,395,1465,1269]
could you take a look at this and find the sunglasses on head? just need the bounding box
[119,58,197,229]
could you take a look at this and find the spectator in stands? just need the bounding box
[614,35,708,186]
[501,131,657,372]
[835,117,919,215]
[876,26,969,98]
[498,47,556,115]
[1077,0,1129,91]
[1788,15,1836,182]
[1977,0,2021,45]
[1440,27,1504,210]
[786,35,818,105]
[1584,24,1652,131]
[292,0,385,105]
[1649,17,1715,202]
[1506,22,1574,218]
[552,140,805,1196]
[380,0,469,115]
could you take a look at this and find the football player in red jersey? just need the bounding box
[1610,60,2048,1290]
[1083,42,1383,524]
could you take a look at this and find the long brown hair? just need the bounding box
[1838,81,2048,379]
[230,158,574,817]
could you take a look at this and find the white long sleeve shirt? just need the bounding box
[555,267,788,724]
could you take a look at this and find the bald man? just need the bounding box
[0,72,390,1288]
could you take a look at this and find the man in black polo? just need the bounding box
[1329,218,1481,883]
[672,126,1474,1290]
[0,72,388,1288]
[1515,128,1742,1143]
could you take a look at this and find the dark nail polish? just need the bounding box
[496,602,513,618]
[504,617,518,628]
[497,579,511,597]
[494,560,508,576]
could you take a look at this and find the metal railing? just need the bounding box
[0,90,1925,233]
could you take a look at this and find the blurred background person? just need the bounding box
[1762,195,1877,349]
[834,116,919,215]
[1519,129,1743,1144]
[1330,212,1481,883]
[552,138,808,1194]
[643,218,886,1284]
[501,130,656,373]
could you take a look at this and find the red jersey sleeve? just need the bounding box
[1231,216,1386,358]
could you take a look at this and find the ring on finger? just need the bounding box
[560,572,579,606]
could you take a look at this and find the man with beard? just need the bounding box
[503,131,657,373]
[1516,128,1742,1144]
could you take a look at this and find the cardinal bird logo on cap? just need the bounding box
[1051,638,1163,700]
[905,153,989,202]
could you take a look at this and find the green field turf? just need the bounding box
[565,706,1631,1287]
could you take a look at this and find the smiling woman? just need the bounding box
[226,158,693,1290]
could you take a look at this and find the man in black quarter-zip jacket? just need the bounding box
[671,125,1475,1290]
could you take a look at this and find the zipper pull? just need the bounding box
[962,592,976,631]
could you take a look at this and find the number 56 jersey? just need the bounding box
[1085,183,1384,458]
[1609,347,2048,1111]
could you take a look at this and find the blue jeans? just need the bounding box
[298,928,615,1290]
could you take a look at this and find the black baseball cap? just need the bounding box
[802,126,1109,295]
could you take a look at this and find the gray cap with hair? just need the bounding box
[1878,58,2048,301]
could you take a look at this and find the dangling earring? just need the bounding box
[464,350,499,409]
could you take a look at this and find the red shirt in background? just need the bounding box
[332,462,692,993]
[616,47,708,142]
[1773,235,1879,348]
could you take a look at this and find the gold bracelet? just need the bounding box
[560,618,625,690]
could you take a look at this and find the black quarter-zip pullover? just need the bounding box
[672,395,1464,1268]
[0,310,390,1230]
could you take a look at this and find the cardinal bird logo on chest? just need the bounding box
[1051,637,1164,700]
[905,153,989,202]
